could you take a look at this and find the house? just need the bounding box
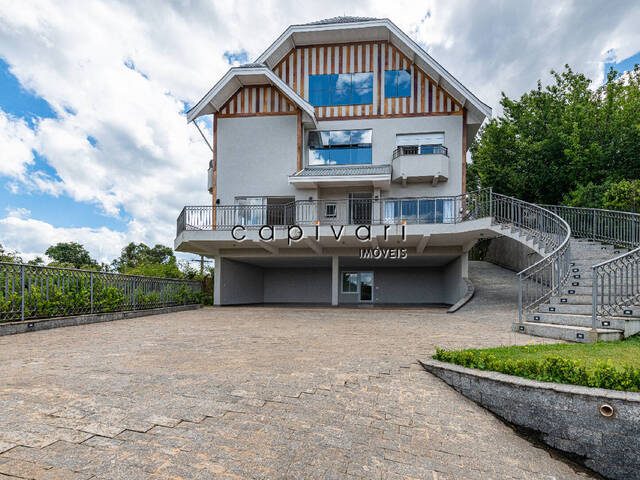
[176,16,494,306]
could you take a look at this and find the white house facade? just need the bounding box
[176,16,497,307]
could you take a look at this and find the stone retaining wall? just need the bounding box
[483,236,542,272]
[421,359,640,480]
[0,304,202,336]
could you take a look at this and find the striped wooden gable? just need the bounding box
[217,84,298,117]
[272,41,463,120]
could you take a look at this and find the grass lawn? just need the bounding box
[462,336,640,371]
[433,335,640,391]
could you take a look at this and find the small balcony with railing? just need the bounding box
[391,145,449,186]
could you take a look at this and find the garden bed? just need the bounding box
[433,335,640,392]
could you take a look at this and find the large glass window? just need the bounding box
[309,73,373,106]
[384,70,411,98]
[308,129,372,165]
[383,198,455,224]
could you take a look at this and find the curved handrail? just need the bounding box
[491,194,572,322]
[544,205,640,326]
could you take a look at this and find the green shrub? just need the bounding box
[433,347,640,392]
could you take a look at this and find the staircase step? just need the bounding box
[512,322,623,343]
[549,295,592,305]
[526,312,640,334]
[539,303,640,317]
[560,285,628,295]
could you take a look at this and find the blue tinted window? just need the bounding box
[332,88,351,106]
[308,130,372,165]
[384,71,396,98]
[384,70,411,98]
[308,73,373,106]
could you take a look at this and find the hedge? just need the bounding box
[433,347,640,392]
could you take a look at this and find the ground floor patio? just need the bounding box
[0,262,594,479]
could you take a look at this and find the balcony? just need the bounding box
[288,164,391,190]
[391,145,449,186]
[176,189,493,235]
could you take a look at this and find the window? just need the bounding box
[325,203,337,218]
[342,272,358,293]
[383,198,455,224]
[395,133,446,156]
[235,197,265,225]
[384,70,411,98]
[308,129,372,165]
[309,73,373,106]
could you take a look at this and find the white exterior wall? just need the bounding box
[217,115,301,203]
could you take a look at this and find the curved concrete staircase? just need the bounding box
[513,238,640,343]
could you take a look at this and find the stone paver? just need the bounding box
[0,262,594,479]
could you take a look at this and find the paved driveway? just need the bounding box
[0,262,594,479]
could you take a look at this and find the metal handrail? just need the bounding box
[491,195,572,322]
[543,205,640,327]
[176,188,494,234]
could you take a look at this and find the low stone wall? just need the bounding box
[483,236,542,272]
[421,359,640,480]
[0,304,202,337]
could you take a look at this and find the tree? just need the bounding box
[0,243,23,263]
[602,179,640,212]
[112,242,181,278]
[45,242,98,269]
[468,65,640,206]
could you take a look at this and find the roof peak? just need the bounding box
[304,16,381,26]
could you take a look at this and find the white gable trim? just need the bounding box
[186,67,318,127]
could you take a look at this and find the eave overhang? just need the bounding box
[187,66,318,127]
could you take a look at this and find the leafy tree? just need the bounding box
[112,242,181,278]
[27,256,45,266]
[602,179,640,212]
[0,243,23,263]
[45,242,98,269]
[469,65,640,206]
[562,181,611,209]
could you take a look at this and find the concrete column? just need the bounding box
[461,252,469,278]
[331,255,339,306]
[214,255,222,306]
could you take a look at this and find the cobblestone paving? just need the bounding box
[0,262,595,479]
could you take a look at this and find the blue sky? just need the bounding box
[0,1,639,262]
[0,58,129,231]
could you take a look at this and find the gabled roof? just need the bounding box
[188,17,491,128]
[255,17,491,125]
[186,66,318,127]
[305,16,380,25]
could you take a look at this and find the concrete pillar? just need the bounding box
[461,252,469,278]
[214,255,222,306]
[331,255,339,306]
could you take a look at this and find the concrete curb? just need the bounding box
[447,278,475,313]
[0,304,202,337]
[420,358,640,480]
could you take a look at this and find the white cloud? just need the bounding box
[0,213,127,263]
[0,110,36,179]
[0,0,639,261]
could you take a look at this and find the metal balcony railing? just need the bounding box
[543,205,640,327]
[176,188,494,234]
[392,145,448,159]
